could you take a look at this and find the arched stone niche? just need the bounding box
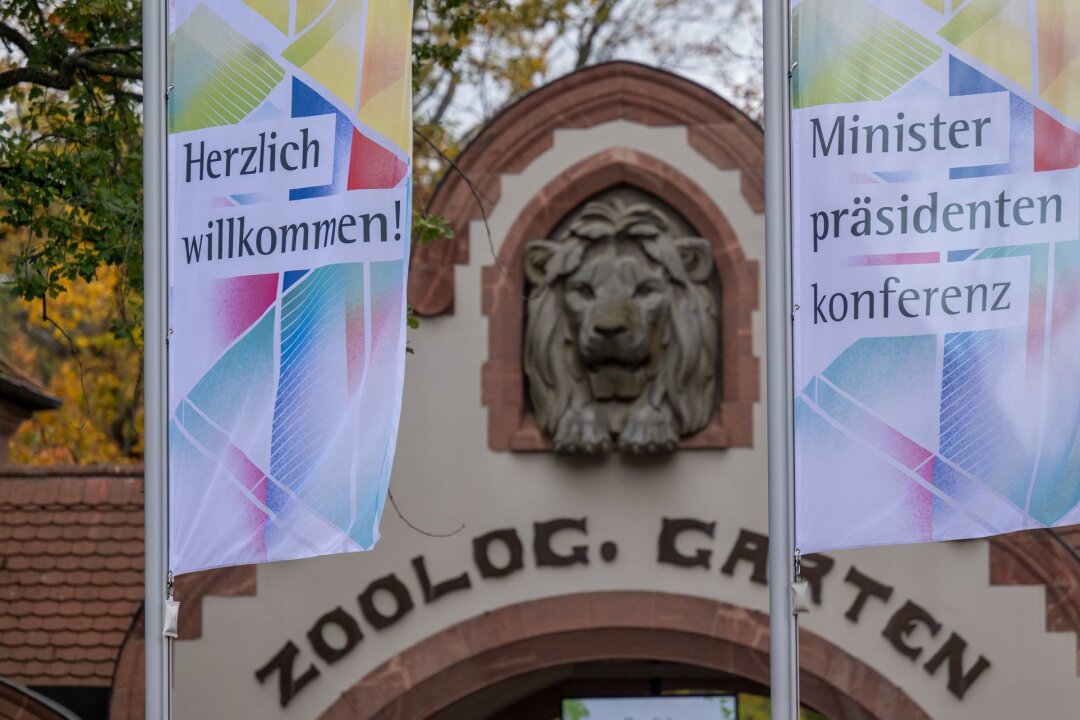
[521,186,723,455]
[409,62,762,452]
[483,149,758,452]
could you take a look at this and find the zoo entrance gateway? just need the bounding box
[255,517,991,708]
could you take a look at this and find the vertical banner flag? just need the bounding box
[167,0,413,574]
[793,0,1080,552]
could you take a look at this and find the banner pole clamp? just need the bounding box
[163,571,180,639]
[791,549,810,615]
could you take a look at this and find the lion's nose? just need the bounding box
[594,319,628,337]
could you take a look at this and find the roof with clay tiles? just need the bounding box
[0,466,143,686]
[0,356,60,411]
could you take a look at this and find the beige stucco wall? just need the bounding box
[172,118,1080,720]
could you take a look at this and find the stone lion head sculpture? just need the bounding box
[524,198,718,456]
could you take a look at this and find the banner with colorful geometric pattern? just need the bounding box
[166,0,412,574]
[792,0,1080,552]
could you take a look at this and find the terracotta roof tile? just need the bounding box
[80,479,108,505]
[25,632,51,648]
[36,525,63,541]
[30,482,61,505]
[0,469,144,686]
[7,484,34,506]
[40,616,68,633]
[55,482,84,506]
[62,526,90,541]
[1,658,44,676]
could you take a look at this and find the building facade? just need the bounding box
[2,62,1080,720]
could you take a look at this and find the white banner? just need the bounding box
[793,0,1080,552]
[167,0,413,574]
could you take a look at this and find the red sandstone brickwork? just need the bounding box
[410,61,765,318]
[320,592,931,720]
[0,678,72,720]
[990,527,1080,674]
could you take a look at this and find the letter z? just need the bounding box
[991,282,1011,311]
[240,145,258,175]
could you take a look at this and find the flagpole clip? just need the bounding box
[163,571,180,639]
[791,549,810,615]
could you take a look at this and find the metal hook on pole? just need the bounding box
[163,572,180,638]
[792,549,810,615]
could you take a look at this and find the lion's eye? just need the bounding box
[634,281,661,298]
[569,282,594,299]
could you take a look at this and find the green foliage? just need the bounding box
[0,264,143,464]
[412,0,506,79]
[412,211,453,246]
[737,693,829,720]
[0,0,491,462]
[1,0,144,334]
[0,1,491,334]
[561,699,590,720]
[1,0,762,463]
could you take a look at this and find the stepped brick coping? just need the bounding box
[410,60,763,318]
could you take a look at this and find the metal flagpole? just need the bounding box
[764,0,799,718]
[143,0,171,717]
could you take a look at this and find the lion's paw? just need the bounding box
[554,408,611,456]
[618,405,678,455]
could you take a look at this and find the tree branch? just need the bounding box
[0,66,70,91]
[112,87,143,102]
[0,21,34,56]
[575,0,619,69]
[429,74,459,126]
[68,57,142,80]
[73,44,142,59]
[414,126,530,301]
[25,0,48,30]
[0,43,143,91]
